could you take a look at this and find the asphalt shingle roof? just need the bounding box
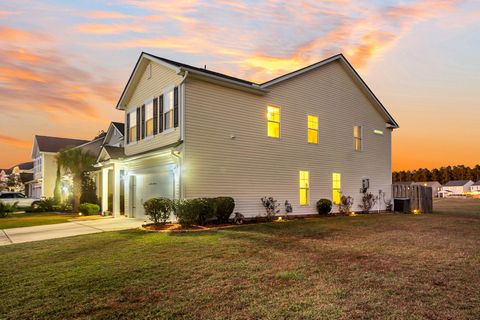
[112,122,125,135]
[104,146,126,160]
[444,180,472,187]
[36,135,89,153]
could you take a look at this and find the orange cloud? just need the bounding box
[0,26,50,42]
[85,11,131,19]
[75,23,145,34]
[0,135,30,148]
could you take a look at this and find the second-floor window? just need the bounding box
[128,111,137,143]
[164,90,174,131]
[145,100,154,137]
[354,125,363,151]
[267,106,280,138]
[307,115,318,144]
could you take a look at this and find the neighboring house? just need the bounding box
[439,180,474,197]
[0,161,34,194]
[95,52,399,218]
[413,181,442,198]
[470,181,480,194]
[58,122,125,205]
[26,136,89,198]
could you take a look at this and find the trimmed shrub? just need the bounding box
[79,203,100,216]
[0,202,18,218]
[173,198,215,227]
[213,197,235,223]
[316,199,332,215]
[143,198,173,225]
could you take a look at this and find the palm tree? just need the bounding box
[56,148,96,212]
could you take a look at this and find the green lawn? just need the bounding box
[0,212,78,229]
[1,199,479,319]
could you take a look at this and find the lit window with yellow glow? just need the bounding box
[299,171,309,205]
[145,101,154,136]
[129,111,137,143]
[332,173,341,205]
[307,115,318,144]
[354,126,362,151]
[267,106,280,138]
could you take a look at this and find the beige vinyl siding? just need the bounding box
[42,153,58,198]
[124,62,183,156]
[184,60,392,216]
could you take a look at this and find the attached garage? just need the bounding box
[127,163,176,219]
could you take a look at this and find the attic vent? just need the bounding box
[147,63,152,79]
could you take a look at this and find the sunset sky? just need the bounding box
[0,0,478,171]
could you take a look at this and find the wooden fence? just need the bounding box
[392,185,433,213]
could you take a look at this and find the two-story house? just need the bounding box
[95,52,399,218]
[27,136,89,198]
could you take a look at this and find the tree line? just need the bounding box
[393,165,480,185]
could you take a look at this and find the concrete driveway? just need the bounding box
[0,217,145,245]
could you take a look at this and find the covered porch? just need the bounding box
[95,145,182,219]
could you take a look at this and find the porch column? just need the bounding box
[112,163,121,218]
[101,168,109,214]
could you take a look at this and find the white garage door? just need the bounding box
[136,170,174,218]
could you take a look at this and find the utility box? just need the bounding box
[394,198,411,213]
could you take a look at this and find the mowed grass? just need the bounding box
[0,212,78,229]
[1,199,479,319]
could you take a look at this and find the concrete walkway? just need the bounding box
[0,217,145,245]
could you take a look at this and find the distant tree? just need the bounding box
[393,164,480,184]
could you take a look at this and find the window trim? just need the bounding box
[307,115,318,144]
[354,125,363,151]
[127,109,137,144]
[144,98,154,137]
[267,105,281,139]
[332,172,341,205]
[162,87,175,131]
[299,170,310,206]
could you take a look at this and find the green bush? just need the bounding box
[79,203,100,216]
[27,198,56,213]
[173,198,215,227]
[213,197,235,223]
[0,202,18,218]
[143,198,173,225]
[316,199,332,215]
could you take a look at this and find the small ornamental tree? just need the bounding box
[338,195,354,215]
[143,198,173,225]
[358,192,377,213]
[261,196,280,221]
[316,199,332,215]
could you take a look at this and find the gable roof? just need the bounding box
[96,146,126,163]
[16,161,34,170]
[35,135,89,153]
[444,180,473,187]
[472,181,480,186]
[112,122,125,135]
[115,52,399,128]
